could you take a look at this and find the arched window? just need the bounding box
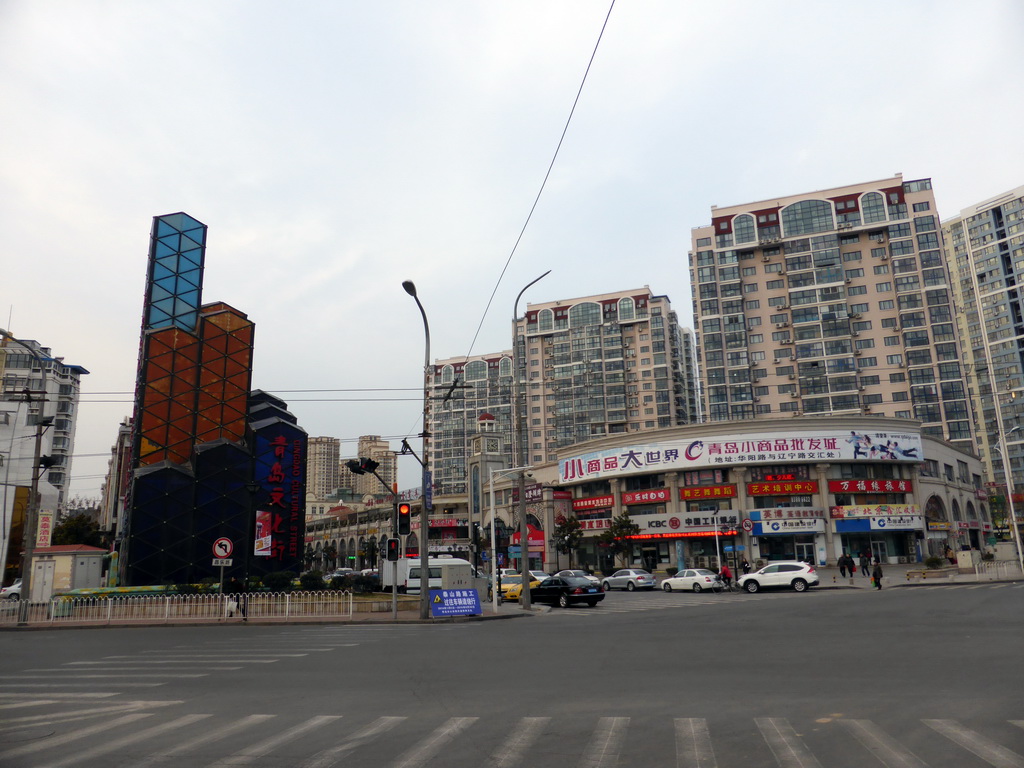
[538,309,554,332]
[441,365,454,384]
[465,360,487,381]
[782,200,834,237]
[618,297,635,321]
[924,495,946,521]
[965,501,977,520]
[861,192,886,224]
[569,302,602,327]
[499,357,512,377]
[951,499,962,521]
[734,214,756,244]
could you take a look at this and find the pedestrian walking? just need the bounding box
[872,562,883,590]
[859,551,870,577]
[944,545,956,565]
[838,553,850,578]
[741,559,751,575]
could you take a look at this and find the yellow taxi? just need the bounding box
[500,574,542,602]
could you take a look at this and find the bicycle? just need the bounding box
[710,576,740,594]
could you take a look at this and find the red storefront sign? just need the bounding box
[679,485,737,500]
[828,479,912,494]
[747,481,818,496]
[622,488,670,505]
[573,495,614,511]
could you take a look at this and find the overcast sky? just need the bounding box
[2,1,1023,499]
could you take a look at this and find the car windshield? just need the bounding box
[502,575,522,584]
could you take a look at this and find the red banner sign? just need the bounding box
[622,488,670,505]
[747,481,818,496]
[678,485,737,500]
[573,495,614,511]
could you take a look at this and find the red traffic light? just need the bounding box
[385,538,401,561]
[397,503,412,535]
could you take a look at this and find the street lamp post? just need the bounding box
[489,465,531,613]
[403,280,433,620]
[512,271,550,610]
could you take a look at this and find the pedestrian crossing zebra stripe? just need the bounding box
[840,719,928,768]
[756,717,823,768]
[923,719,1024,768]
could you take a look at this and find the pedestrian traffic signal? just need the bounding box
[385,538,401,561]
[397,503,412,535]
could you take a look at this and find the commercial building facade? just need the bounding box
[689,175,974,452]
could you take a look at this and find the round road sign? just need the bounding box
[741,518,753,532]
[213,538,234,558]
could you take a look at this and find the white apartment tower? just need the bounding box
[945,184,1024,487]
[306,436,341,500]
[689,175,973,451]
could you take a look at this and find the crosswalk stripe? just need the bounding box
[579,716,628,768]
[206,715,341,767]
[484,716,550,768]
[0,712,152,761]
[0,703,163,730]
[0,682,166,688]
[755,717,823,768]
[675,717,717,768]
[301,716,405,768]
[391,717,478,768]
[0,674,208,679]
[840,719,927,767]
[133,714,276,768]
[36,713,211,768]
[923,719,1024,767]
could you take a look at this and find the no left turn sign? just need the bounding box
[213,538,234,558]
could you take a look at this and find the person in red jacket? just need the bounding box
[719,563,733,588]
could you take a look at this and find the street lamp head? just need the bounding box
[402,280,417,298]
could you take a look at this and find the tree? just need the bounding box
[51,513,104,548]
[597,513,641,569]
[552,514,583,569]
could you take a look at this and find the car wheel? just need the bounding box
[792,578,808,592]
[626,581,636,592]
[602,581,612,591]
[663,582,673,592]
[744,580,760,593]
[692,584,703,593]
[558,594,570,609]
[586,599,598,607]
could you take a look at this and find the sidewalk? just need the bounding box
[795,562,1024,589]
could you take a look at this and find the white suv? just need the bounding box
[736,561,818,593]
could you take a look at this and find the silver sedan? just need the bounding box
[601,569,656,591]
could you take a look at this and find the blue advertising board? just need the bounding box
[429,589,481,617]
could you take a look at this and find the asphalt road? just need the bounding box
[1,583,1022,767]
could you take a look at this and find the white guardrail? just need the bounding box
[0,591,355,626]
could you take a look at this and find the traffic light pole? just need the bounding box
[345,457,399,619]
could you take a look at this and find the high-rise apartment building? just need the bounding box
[689,175,973,451]
[338,435,398,498]
[307,436,340,500]
[0,334,88,583]
[429,287,693,495]
[945,184,1024,487]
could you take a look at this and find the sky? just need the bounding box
[2,1,1023,500]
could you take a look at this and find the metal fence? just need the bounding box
[0,591,356,627]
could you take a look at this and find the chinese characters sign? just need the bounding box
[559,430,923,483]
[747,481,819,496]
[253,427,306,567]
[35,510,54,549]
[679,485,736,500]
[622,488,670,505]
[429,589,481,617]
[830,504,921,518]
[828,479,912,494]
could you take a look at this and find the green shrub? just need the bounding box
[299,571,326,591]
[923,556,945,570]
[263,571,296,592]
[173,583,201,595]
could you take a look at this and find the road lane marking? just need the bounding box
[675,717,717,768]
[206,715,341,767]
[301,716,405,768]
[484,716,550,768]
[0,682,166,688]
[36,713,211,768]
[66,660,277,665]
[391,717,478,768]
[755,717,823,768]
[923,719,1024,767]
[0,692,118,699]
[578,716,629,768]
[840,720,927,767]
[0,674,208,679]
[0,712,152,761]
[133,714,276,768]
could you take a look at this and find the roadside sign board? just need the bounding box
[429,589,481,617]
[213,538,234,558]
[212,558,233,566]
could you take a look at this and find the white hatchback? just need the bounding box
[736,561,819,593]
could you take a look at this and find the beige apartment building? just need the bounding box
[689,175,973,453]
[306,436,340,500]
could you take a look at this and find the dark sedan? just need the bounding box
[529,576,605,608]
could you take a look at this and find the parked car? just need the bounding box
[601,569,656,591]
[554,569,601,586]
[736,561,819,593]
[528,570,551,582]
[530,576,604,608]
[501,574,541,602]
[0,579,22,600]
[661,568,719,593]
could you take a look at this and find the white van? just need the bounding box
[381,556,478,594]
